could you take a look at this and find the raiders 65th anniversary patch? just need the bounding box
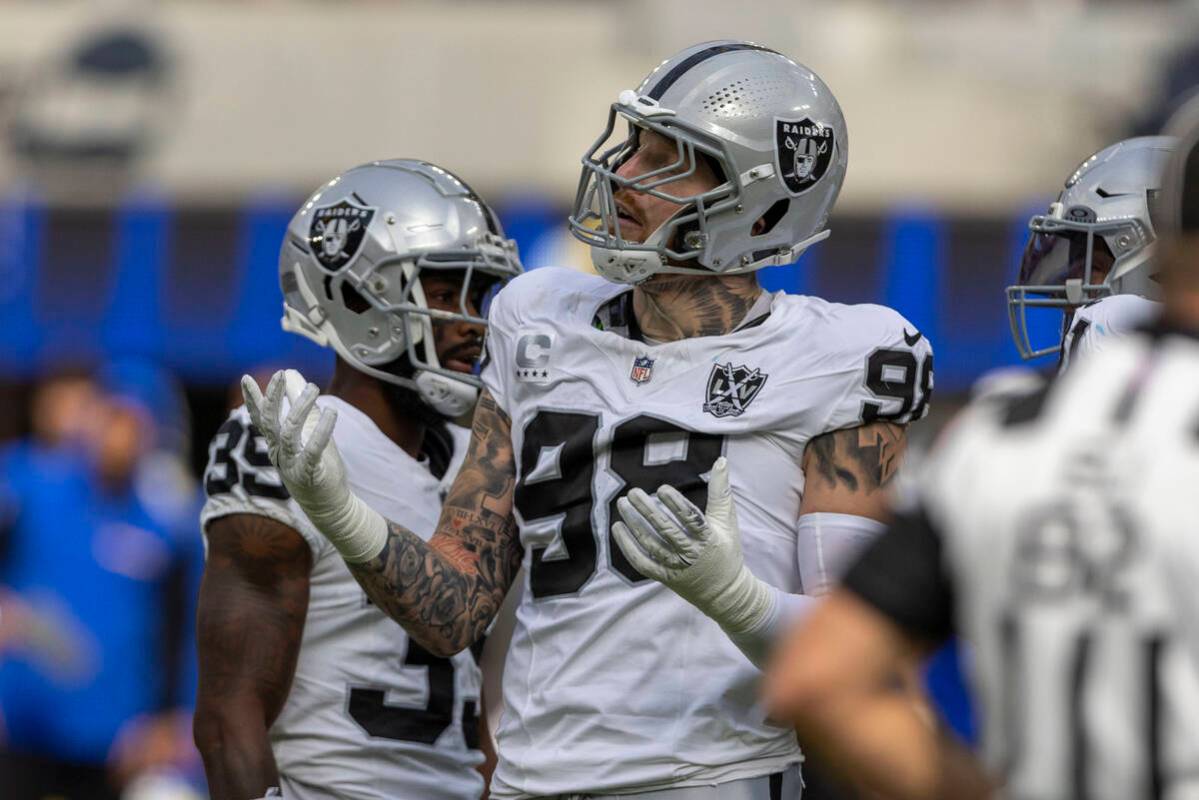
[775,117,835,195]
[309,197,377,270]
[703,362,768,418]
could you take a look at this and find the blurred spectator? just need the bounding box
[28,367,99,451]
[0,359,204,800]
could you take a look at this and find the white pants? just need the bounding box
[537,765,803,800]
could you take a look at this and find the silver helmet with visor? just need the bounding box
[569,40,848,284]
[1007,136,1175,360]
[279,159,522,417]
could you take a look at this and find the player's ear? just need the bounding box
[751,217,767,235]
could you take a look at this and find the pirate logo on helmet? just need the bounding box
[308,197,377,270]
[775,117,835,195]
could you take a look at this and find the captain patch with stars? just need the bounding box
[308,197,377,270]
[775,117,835,195]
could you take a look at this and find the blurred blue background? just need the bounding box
[0,195,1055,393]
[1,0,1195,795]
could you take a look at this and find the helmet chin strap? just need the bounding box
[591,244,663,284]
[591,216,673,285]
[415,370,478,418]
[590,208,831,285]
[407,281,481,417]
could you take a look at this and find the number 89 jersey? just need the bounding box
[200,397,484,800]
[481,268,933,799]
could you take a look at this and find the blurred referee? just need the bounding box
[761,105,1199,800]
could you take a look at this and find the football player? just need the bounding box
[243,42,932,798]
[1007,136,1175,369]
[192,160,521,800]
[759,118,1199,800]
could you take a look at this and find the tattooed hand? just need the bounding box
[348,389,523,657]
[800,421,908,520]
[242,367,520,657]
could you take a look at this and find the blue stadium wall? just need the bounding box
[0,194,1054,393]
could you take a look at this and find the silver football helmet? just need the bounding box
[279,160,522,417]
[569,40,848,284]
[1007,136,1174,360]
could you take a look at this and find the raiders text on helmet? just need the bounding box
[279,159,522,416]
[1007,136,1175,360]
[569,40,848,284]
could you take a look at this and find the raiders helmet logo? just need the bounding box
[308,197,377,270]
[775,117,835,195]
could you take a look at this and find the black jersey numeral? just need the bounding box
[860,348,933,424]
[1065,317,1092,365]
[515,411,726,598]
[515,411,600,598]
[203,418,290,500]
[606,415,724,583]
[204,419,243,496]
[347,640,479,747]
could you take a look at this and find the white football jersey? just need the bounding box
[480,267,933,798]
[846,327,1199,800]
[1060,294,1159,370]
[200,397,483,800]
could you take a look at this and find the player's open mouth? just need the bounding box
[443,344,481,374]
[615,204,643,240]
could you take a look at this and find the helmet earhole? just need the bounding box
[339,282,371,314]
[753,199,790,237]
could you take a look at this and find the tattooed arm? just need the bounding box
[801,421,907,521]
[193,514,311,800]
[347,389,523,658]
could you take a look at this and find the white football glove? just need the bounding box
[612,457,775,638]
[241,370,387,563]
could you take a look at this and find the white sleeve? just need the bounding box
[199,406,323,556]
[796,512,887,596]
[721,514,885,669]
[724,586,818,670]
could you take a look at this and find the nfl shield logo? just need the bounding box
[629,355,654,385]
[308,197,377,270]
[703,362,768,418]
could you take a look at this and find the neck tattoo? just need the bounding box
[632,273,763,341]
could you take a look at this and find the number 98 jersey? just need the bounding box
[481,267,933,798]
[200,397,484,800]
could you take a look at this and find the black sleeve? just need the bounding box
[840,506,957,644]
